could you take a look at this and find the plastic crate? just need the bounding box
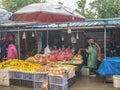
[21,80,34,88]
[9,71,22,79]
[34,82,48,90]
[10,79,34,88]
[49,83,68,90]
[10,79,22,86]
[68,76,76,87]
[49,74,67,84]
[34,72,48,82]
[22,72,34,81]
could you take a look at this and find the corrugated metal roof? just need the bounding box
[0,18,120,29]
[29,18,120,28]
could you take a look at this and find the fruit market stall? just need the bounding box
[26,46,83,78]
[1,19,120,86]
[0,18,120,90]
[0,18,120,61]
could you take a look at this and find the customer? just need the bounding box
[0,37,7,62]
[7,41,18,59]
[86,39,98,75]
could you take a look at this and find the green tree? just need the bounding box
[2,0,46,12]
[89,0,120,18]
[84,9,96,19]
[77,0,120,19]
[77,0,95,19]
[77,0,86,15]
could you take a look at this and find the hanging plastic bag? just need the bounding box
[44,45,51,56]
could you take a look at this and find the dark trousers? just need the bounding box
[89,68,96,75]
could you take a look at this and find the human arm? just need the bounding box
[95,43,102,61]
[12,47,18,59]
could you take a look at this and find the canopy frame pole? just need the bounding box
[104,25,107,58]
[47,30,48,46]
[18,29,21,59]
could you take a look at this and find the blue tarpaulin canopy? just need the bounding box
[0,18,120,29]
[0,8,12,21]
[98,57,120,76]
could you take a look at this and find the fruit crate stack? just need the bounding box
[22,71,35,88]
[9,70,48,90]
[34,72,48,90]
[9,70,34,87]
[49,74,68,90]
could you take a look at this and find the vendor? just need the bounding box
[86,39,98,75]
[7,41,18,59]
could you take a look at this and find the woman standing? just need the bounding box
[7,41,18,59]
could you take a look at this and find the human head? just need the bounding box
[9,40,15,44]
[87,38,95,45]
[90,39,95,44]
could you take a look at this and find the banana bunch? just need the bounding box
[0,59,41,71]
[25,56,35,62]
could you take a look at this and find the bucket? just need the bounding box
[81,66,89,76]
[113,75,120,88]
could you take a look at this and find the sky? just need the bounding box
[47,0,94,10]
[0,0,94,10]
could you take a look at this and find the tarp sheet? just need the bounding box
[97,57,120,76]
[0,8,12,21]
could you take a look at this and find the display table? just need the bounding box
[59,61,83,78]
[98,57,120,76]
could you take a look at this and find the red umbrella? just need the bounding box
[12,3,85,22]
